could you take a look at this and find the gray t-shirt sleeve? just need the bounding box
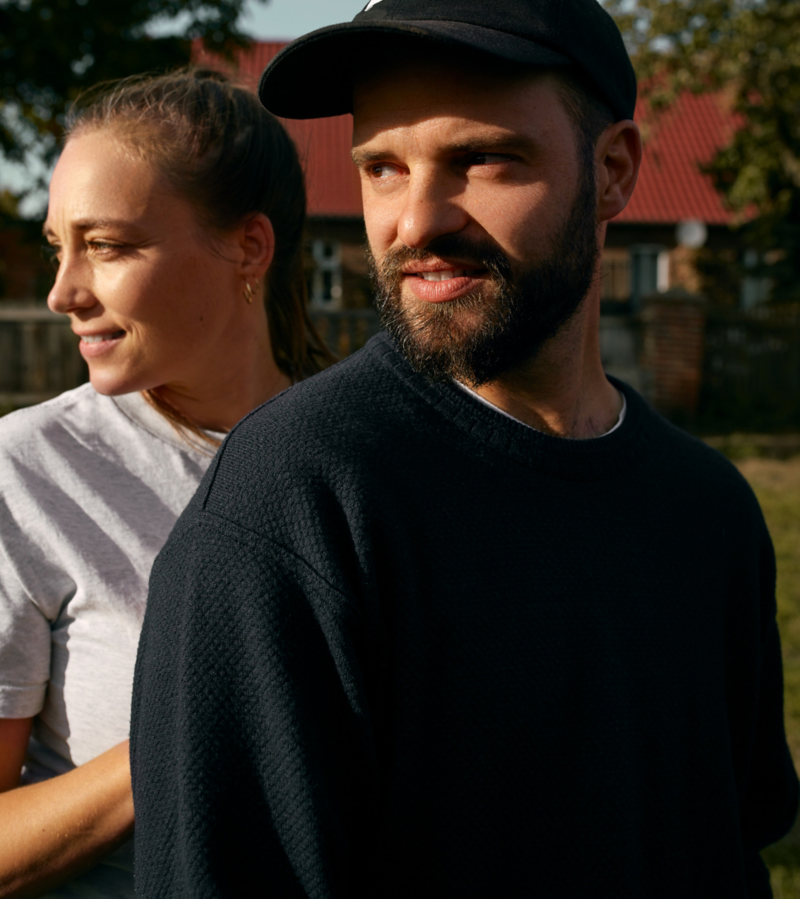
[0,385,216,771]
[0,537,51,718]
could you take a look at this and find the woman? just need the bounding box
[0,69,331,896]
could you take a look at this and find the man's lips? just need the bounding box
[402,259,487,303]
[412,268,470,282]
[401,262,488,303]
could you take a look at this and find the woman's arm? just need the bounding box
[0,719,134,899]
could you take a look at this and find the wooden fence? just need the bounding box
[309,308,382,359]
[599,314,650,398]
[0,303,88,407]
[2,301,799,431]
[0,304,384,408]
[699,310,800,430]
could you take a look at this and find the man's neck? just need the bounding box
[468,303,621,440]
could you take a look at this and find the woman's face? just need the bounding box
[45,128,248,396]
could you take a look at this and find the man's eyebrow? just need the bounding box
[351,147,389,167]
[447,133,538,155]
[351,133,538,166]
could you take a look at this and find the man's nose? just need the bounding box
[47,255,96,316]
[396,171,469,250]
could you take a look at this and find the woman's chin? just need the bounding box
[87,369,155,398]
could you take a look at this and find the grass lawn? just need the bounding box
[735,456,800,895]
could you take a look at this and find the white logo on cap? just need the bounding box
[364,0,385,10]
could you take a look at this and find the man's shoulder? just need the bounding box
[643,406,764,521]
[163,335,413,577]
[193,335,402,519]
[230,332,402,457]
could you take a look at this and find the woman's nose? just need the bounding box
[47,256,97,316]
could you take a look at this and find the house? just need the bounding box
[0,45,779,418]
[604,91,747,311]
[0,42,754,314]
[213,42,751,315]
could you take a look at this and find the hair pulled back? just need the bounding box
[66,67,333,387]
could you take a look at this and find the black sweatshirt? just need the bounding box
[131,332,798,898]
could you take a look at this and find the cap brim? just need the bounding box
[258,21,572,119]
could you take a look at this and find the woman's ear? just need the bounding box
[595,120,642,223]
[240,213,275,279]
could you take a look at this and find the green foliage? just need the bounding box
[605,0,800,303]
[0,0,268,197]
[0,191,19,218]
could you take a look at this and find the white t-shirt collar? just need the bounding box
[454,380,627,438]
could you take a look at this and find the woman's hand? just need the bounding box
[0,719,134,898]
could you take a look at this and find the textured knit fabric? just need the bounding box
[0,384,220,897]
[131,332,799,898]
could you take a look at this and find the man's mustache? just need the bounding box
[373,234,513,281]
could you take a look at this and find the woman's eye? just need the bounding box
[87,241,123,254]
[42,244,61,269]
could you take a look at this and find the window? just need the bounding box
[310,239,343,311]
[629,244,669,309]
[600,249,631,302]
[740,249,771,310]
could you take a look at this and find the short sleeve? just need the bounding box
[0,539,52,718]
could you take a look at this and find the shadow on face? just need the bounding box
[351,39,606,385]
[352,39,578,155]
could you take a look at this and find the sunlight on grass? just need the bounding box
[771,867,800,899]
[736,457,800,889]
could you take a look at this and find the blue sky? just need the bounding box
[241,0,367,40]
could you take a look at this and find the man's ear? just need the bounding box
[239,213,275,279]
[595,120,642,223]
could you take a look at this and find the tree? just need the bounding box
[0,0,268,207]
[605,0,800,304]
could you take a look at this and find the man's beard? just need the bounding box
[368,158,600,387]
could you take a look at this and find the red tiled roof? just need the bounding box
[196,41,363,218]
[198,41,739,225]
[615,92,739,225]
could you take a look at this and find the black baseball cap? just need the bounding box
[258,0,637,122]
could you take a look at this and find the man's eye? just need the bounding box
[368,163,402,179]
[469,153,512,166]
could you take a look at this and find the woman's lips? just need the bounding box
[77,330,125,358]
[404,269,487,303]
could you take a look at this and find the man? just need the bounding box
[131,1,799,895]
